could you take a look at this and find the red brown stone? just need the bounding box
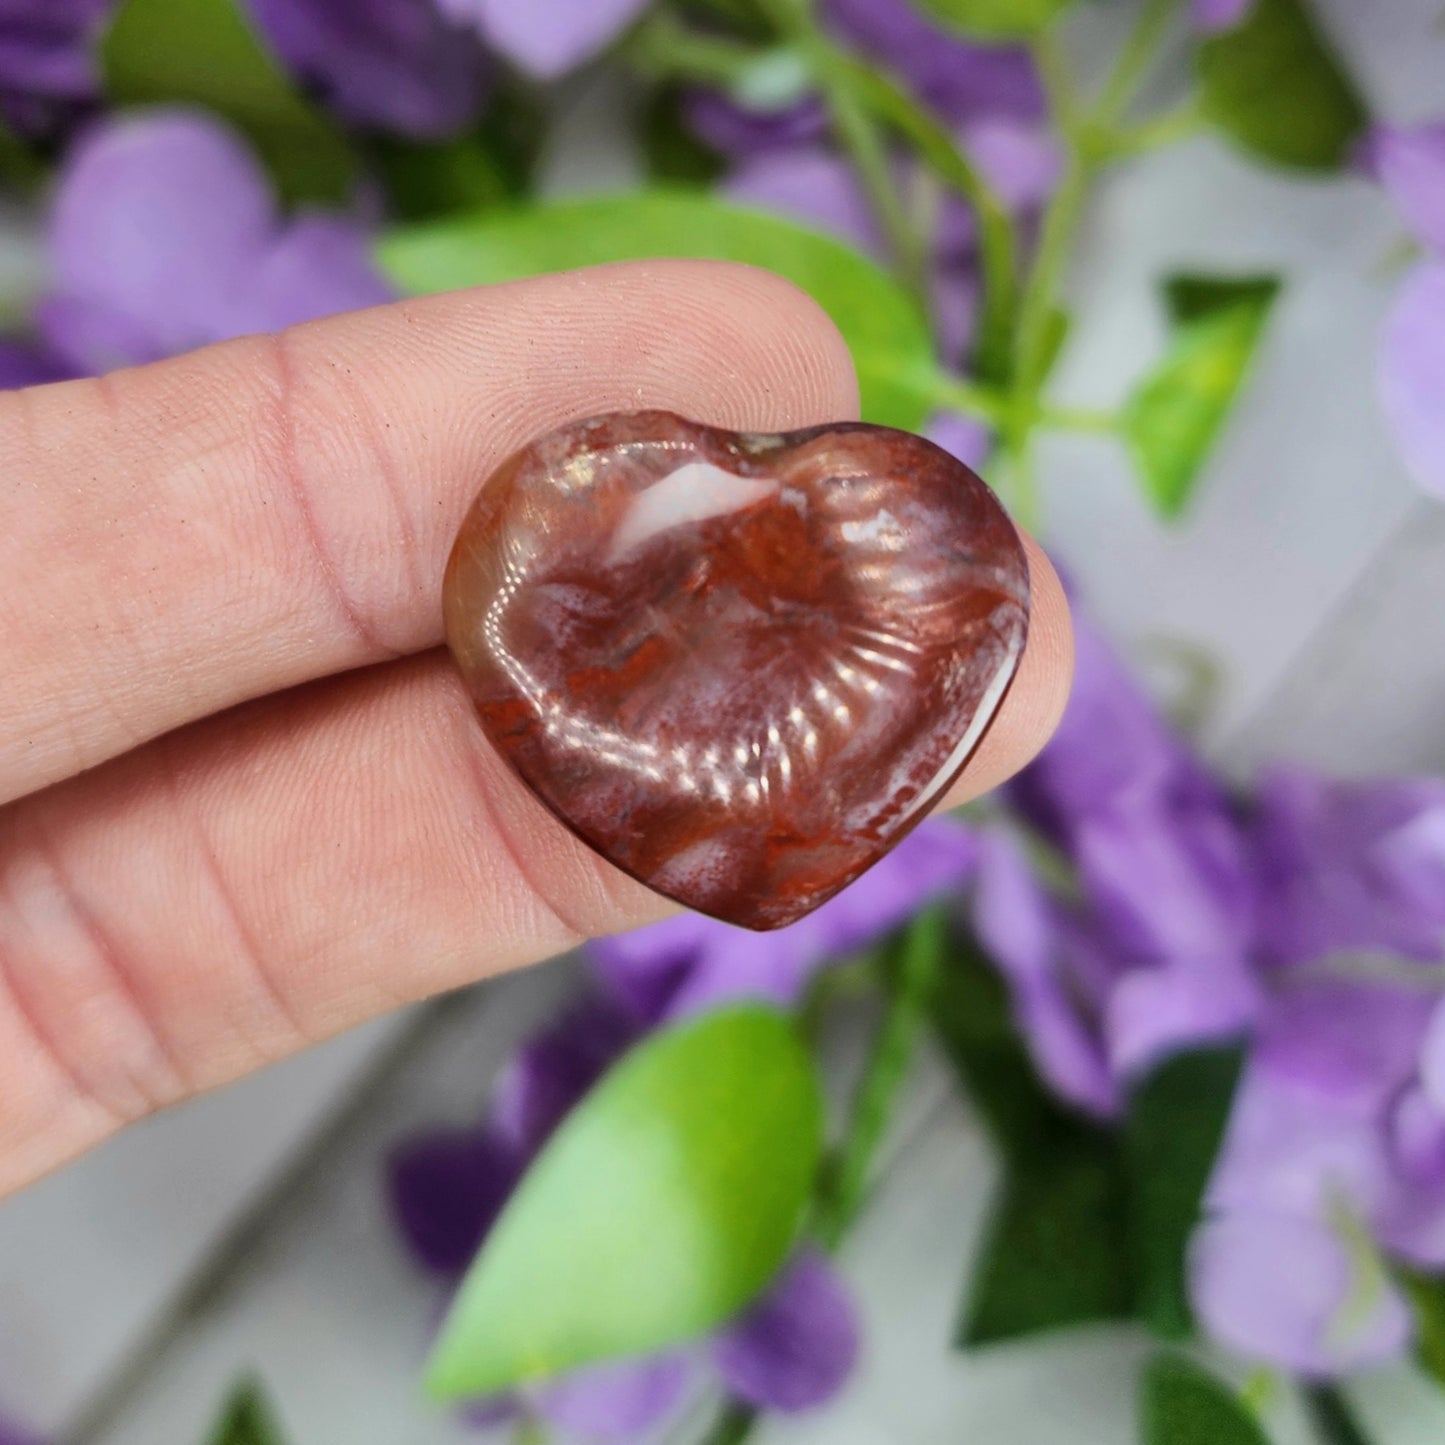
[444,411,1030,930]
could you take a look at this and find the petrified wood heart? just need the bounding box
[444,411,1030,930]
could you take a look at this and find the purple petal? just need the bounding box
[928,265,980,370]
[1073,799,1253,967]
[1193,0,1255,31]
[682,90,827,159]
[43,111,277,366]
[963,118,1061,213]
[926,410,991,471]
[1390,1084,1445,1188]
[0,338,74,388]
[589,909,726,1023]
[1254,983,1431,1113]
[823,0,1043,126]
[713,1249,860,1413]
[1104,956,1260,1082]
[533,1355,692,1441]
[591,821,975,1023]
[1381,259,1445,499]
[971,832,1119,1117]
[386,1126,518,1276]
[246,0,490,136]
[1253,765,1445,966]
[1363,124,1445,252]
[32,292,168,373]
[489,996,636,1156]
[725,147,883,258]
[1190,1211,1413,1376]
[0,0,108,132]
[223,214,393,335]
[1423,996,1445,1109]
[447,0,650,79]
[1011,617,1197,828]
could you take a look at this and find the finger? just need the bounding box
[940,536,1073,807]
[0,260,859,807]
[0,537,1068,1193]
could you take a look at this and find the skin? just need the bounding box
[0,260,1072,1198]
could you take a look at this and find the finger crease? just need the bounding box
[266,331,393,661]
[157,743,311,1060]
[29,824,190,1117]
[0,918,126,1132]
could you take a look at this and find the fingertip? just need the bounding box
[943,534,1073,808]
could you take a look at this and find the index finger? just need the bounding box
[0,259,860,806]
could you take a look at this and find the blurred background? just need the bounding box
[3,1,1445,1443]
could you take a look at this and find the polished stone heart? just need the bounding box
[444,411,1029,930]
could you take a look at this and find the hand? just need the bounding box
[0,260,1072,1196]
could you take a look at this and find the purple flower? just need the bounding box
[1189,979,1445,1376]
[712,1248,860,1412]
[1192,0,1255,32]
[0,339,74,390]
[1251,766,1445,968]
[687,0,1042,166]
[1190,1212,1412,1377]
[590,819,978,1025]
[822,0,1043,127]
[36,110,392,374]
[1380,259,1445,499]
[387,997,860,1433]
[1368,124,1445,498]
[1365,124,1445,254]
[985,618,1261,1100]
[0,0,109,135]
[436,0,650,80]
[246,0,490,137]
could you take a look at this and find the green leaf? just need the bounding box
[101,0,354,205]
[911,0,1075,40]
[425,1006,824,1401]
[1196,0,1366,171]
[207,1379,288,1445]
[366,88,544,222]
[377,191,938,431]
[1401,1270,1445,1389]
[932,936,1134,1346]
[640,89,729,186]
[1139,1354,1271,1445]
[929,934,1096,1169]
[960,1139,1134,1345]
[1125,1044,1246,1340]
[1123,274,1280,518]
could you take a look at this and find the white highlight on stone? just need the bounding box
[608,461,776,563]
[840,509,905,547]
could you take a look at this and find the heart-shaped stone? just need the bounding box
[444,411,1029,930]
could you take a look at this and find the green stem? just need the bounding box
[816,907,944,1249]
[1302,1385,1374,1445]
[835,55,1019,384]
[700,1400,759,1445]
[1095,0,1181,128]
[624,12,762,87]
[756,0,930,306]
[1109,97,1206,157]
[1038,404,1119,434]
[1012,146,1090,396]
[929,375,1010,427]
